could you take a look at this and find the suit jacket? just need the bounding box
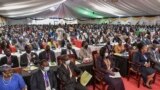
[57,62,81,86]
[149,49,160,62]
[20,52,39,67]
[149,49,160,70]
[105,45,113,53]
[61,48,78,59]
[132,51,151,66]
[143,38,152,45]
[39,50,56,62]
[0,55,19,68]
[153,39,160,44]
[61,39,70,47]
[31,42,39,50]
[124,43,132,52]
[112,36,121,42]
[30,69,57,90]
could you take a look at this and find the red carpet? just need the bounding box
[87,75,160,90]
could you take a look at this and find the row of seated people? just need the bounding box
[0,42,159,90]
[0,34,69,54]
[0,54,87,90]
[93,42,160,89]
[0,38,132,68]
[0,43,128,90]
[1,37,160,69]
[0,40,92,68]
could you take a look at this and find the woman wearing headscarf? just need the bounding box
[0,64,26,90]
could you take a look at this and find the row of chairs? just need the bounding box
[11,50,158,90]
[91,49,158,90]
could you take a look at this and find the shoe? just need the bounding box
[145,85,152,89]
[149,80,153,85]
[143,83,152,89]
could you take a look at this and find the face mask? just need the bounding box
[105,53,109,57]
[155,48,158,51]
[44,66,50,72]
[65,60,71,65]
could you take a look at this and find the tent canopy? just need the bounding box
[0,0,160,18]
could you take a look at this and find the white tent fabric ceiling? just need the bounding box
[0,0,160,18]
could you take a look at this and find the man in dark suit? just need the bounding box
[149,44,160,72]
[61,34,70,47]
[112,35,121,43]
[0,48,19,68]
[57,55,87,90]
[30,59,57,90]
[61,43,78,59]
[153,36,160,44]
[132,43,155,88]
[20,44,39,67]
[31,39,40,51]
[39,45,56,62]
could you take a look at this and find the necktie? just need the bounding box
[44,72,49,87]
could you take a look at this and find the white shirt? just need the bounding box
[27,53,31,64]
[41,70,51,90]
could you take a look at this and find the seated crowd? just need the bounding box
[0,24,160,90]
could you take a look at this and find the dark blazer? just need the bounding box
[153,39,160,44]
[112,36,121,42]
[20,52,39,67]
[132,51,155,83]
[0,55,19,68]
[30,69,57,90]
[132,51,151,66]
[105,45,113,53]
[61,39,69,47]
[61,49,78,59]
[57,62,81,85]
[124,43,132,52]
[149,49,160,71]
[142,38,152,45]
[31,42,39,50]
[39,50,56,62]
